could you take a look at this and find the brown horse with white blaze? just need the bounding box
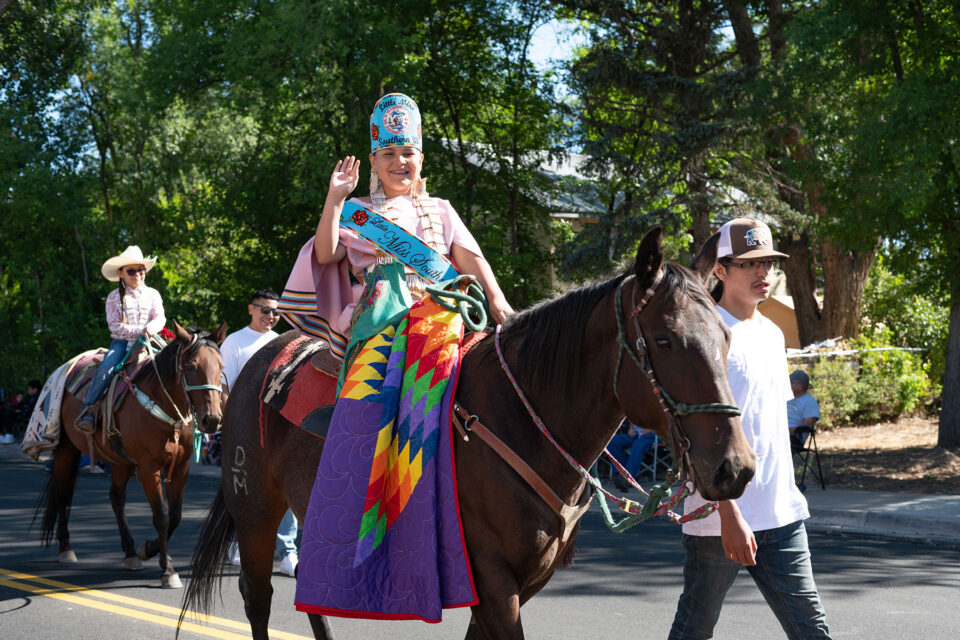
[35,321,226,588]
[179,227,755,638]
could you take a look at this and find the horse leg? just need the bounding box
[48,441,81,563]
[137,467,181,588]
[236,506,286,640]
[308,613,335,640]
[108,464,142,570]
[465,591,524,640]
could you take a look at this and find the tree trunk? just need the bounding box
[686,155,712,250]
[724,0,761,67]
[777,232,823,346]
[820,239,875,338]
[939,297,960,447]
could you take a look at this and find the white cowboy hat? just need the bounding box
[100,246,157,282]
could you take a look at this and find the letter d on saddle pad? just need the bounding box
[294,295,476,622]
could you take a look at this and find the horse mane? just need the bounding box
[132,327,213,387]
[499,262,710,398]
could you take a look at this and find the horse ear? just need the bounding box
[211,320,228,345]
[172,320,192,343]
[634,227,664,285]
[691,231,720,283]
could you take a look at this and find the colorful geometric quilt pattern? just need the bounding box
[294,296,477,622]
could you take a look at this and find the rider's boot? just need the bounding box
[75,406,96,434]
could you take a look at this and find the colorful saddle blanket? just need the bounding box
[294,295,477,622]
[64,350,146,406]
[259,335,338,443]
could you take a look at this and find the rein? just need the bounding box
[492,271,741,531]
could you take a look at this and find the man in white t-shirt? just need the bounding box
[668,219,831,639]
[221,290,299,577]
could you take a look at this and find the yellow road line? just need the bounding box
[0,568,314,640]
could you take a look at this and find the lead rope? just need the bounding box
[493,326,707,528]
[425,276,488,332]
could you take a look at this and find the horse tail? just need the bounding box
[177,486,235,637]
[31,452,79,547]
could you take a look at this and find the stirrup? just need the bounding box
[75,408,96,434]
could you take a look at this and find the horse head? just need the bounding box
[172,320,226,434]
[615,228,755,501]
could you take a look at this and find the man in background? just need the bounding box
[221,289,299,577]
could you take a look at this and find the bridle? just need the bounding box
[122,333,223,476]
[612,271,741,489]
[488,269,742,529]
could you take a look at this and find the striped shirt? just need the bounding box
[105,285,166,342]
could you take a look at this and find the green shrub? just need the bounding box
[853,328,932,421]
[860,256,948,393]
[808,358,859,427]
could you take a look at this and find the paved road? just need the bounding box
[2,453,959,639]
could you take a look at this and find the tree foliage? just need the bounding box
[0,0,563,390]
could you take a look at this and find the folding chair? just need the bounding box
[637,435,672,481]
[791,425,825,492]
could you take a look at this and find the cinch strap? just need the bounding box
[339,201,460,284]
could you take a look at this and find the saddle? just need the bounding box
[309,348,342,379]
[68,344,153,467]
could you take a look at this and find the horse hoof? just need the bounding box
[161,573,183,589]
[137,543,149,561]
[58,550,78,564]
[124,556,144,571]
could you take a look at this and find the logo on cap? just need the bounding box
[744,227,772,247]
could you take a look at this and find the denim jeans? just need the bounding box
[668,520,831,640]
[608,431,657,478]
[276,509,298,557]
[82,339,129,409]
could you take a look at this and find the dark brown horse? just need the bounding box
[35,321,226,588]
[179,228,756,638]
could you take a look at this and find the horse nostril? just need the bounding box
[713,458,740,493]
[202,414,222,432]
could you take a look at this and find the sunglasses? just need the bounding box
[124,267,147,276]
[257,306,280,316]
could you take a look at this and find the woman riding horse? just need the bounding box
[76,245,166,433]
[278,92,513,373]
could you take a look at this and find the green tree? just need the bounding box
[558,0,744,273]
[0,0,566,389]
[784,0,960,445]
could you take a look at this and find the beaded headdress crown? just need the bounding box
[370,93,422,153]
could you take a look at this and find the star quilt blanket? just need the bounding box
[294,295,477,622]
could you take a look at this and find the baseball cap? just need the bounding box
[716,218,789,261]
[789,369,810,388]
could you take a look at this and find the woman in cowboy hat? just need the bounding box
[75,246,166,433]
[279,92,513,363]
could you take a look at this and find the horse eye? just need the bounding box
[184,364,195,372]
[654,337,671,349]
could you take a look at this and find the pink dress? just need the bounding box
[278,196,483,358]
